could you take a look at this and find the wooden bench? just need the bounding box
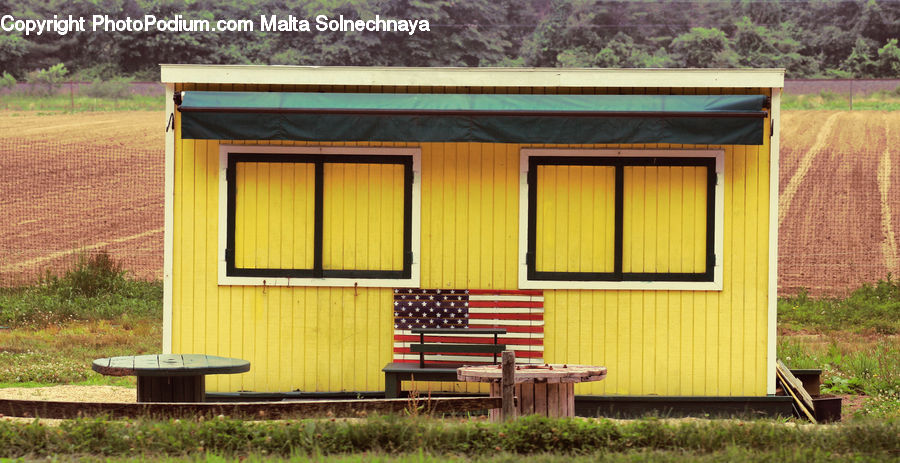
[383,328,506,398]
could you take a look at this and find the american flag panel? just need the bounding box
[392,288,544,365]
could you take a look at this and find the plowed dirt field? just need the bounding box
[1,110,898,295]
[779,111,900,295]
[0,112,163,284]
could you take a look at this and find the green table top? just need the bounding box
[92,354,250,377]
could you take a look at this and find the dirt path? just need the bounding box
[876,114,898,273]
[778,112,839,227]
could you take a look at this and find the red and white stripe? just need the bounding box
[392,289,544,365]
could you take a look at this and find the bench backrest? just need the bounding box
[410,328,507,368]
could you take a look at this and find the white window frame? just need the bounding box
[518,148,724,291]
[217,144,421,288]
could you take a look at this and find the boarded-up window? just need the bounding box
[225,154,412,280]
[622,166,707,274]
[234,162,315,270]
[527,156,715,283]
[323,163,405,271]
[535,165,616,273]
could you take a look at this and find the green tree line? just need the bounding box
[1,0,898,80]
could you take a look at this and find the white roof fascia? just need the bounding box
[160,65,784,89]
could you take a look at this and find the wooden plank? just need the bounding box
[0,397,502,420]
[410,344,506,354]
[776,360,815,411]
[547,383,560,418]
[777,369,816,423]
[206,355,251,373]
[109,356,135,370]
[533,382,548,415]
[136,376,150,402]
[776,361,816,423]
[520,383,534,415]
[92,356,135,376]
[182,355,210,371]
[150,354,184,370]
[89,358,116,376]
[501,351,516,421]
[412,328,507,335]
[159,377,174,403]
[490,382,501,422]
[173,376,186,403]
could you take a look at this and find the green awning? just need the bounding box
[177,91,768,145]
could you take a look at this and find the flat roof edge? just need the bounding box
[160,65,784,89]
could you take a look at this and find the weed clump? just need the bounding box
[0,251,161,328]
[82,77,134,100]
[778,275,900,334]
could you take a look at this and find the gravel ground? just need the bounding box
[0,385,135,403]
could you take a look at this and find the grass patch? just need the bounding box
[777,276,900,417]
[0,319,158,385]
[0,259,895,421]
[0,252,163,328]
[55,448,899,462]
[0,376,135,389]
[0,253,161,385]
[0,93,163,112]
[0,415,896,459]
[778,276,900,334]
[782,90,900,110]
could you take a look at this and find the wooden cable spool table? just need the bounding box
[458,364,607,420]
[92,354,250,403]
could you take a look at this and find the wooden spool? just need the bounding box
[458,362,607,421]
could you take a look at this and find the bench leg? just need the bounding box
[385,373,402,399]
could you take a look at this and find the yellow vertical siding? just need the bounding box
[172,83,771,396]
[535,165,615,273]
[419,142,519,289]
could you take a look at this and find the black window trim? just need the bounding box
[526,155,716,282]
[225,153,414,280]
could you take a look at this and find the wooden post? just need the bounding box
[849,79,853,111]
[501,350,515,421]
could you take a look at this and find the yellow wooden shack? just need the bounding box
[160,65,785,412]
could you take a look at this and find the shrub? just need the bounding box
[82,77,134,100]
[43,251,125,298]
[0,71,15,90]
[24,63,68,96]
[0,416,897,459]
[72,63,120,81]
